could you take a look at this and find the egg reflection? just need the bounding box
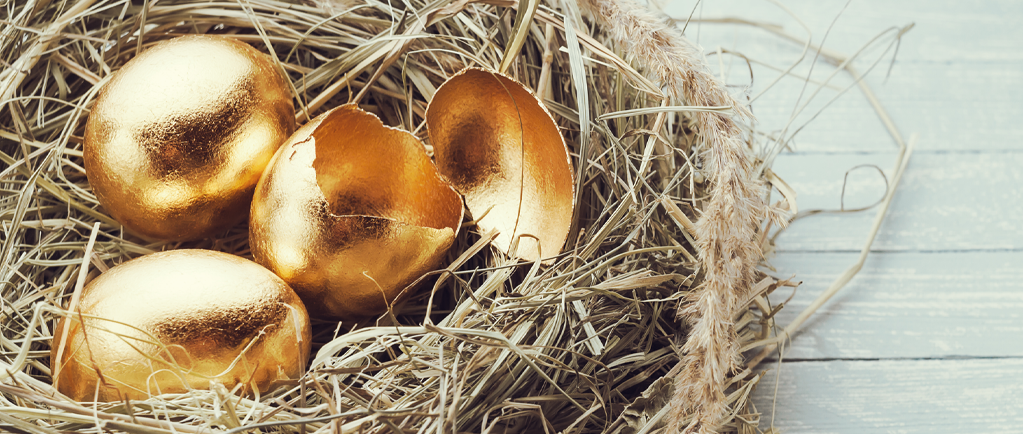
[250,104,463,320]
[50,250,311,402]
[84,35,295,240]
[426,68,574,262]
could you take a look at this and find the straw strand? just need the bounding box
[575,0,766,431]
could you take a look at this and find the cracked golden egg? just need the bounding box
[84,35,296,241]
[426,68,574,262]
[50,249,311,402]
[249,104,463,320]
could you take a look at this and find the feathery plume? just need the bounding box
[576,0,766,432]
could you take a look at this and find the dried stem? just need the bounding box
[575,0,766,432]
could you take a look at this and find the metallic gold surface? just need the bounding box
[426,68,574,262]
[84,35,296,241]
[50,250,312,402]
[250,104,463,320]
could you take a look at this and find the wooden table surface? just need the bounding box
[659,1,1023,432]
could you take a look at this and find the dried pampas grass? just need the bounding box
[577,0,766,431]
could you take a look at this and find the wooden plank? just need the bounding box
[750,358,1023,433]
[727,61,1023,153]
[649,3,1023,431]
[768,151,1023,252]
[654,0,1023,152]
[669,0,1023,62]
[760,251,1023,360]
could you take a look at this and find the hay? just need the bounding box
[0,1,911,433]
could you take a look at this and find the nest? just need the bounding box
[0,0,913,433]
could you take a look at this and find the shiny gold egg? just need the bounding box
[426,68,574,262]
[50,249,311,402]
[84,35,296,240]
[249,104,463,320]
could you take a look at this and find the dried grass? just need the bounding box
[0,1,910,433]
[574,0,764,431]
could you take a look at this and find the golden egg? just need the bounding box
[84,35,296,241]
[426,68,574,262]
[249,104,463,320]
[50,249,311,402]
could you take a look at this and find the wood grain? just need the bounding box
[650,0,1023,431]
[731,62,1023,153]
[677,0,1023,63]
[768,151,1023,252]
[661,0,1023,152]
[751,358,1023,433]
[760,252,1023,360]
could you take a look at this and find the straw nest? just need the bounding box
[0,0,841,433]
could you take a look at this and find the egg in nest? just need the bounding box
[84,35,295,240]
[50,249,311,401]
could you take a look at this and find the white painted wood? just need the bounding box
[760,252,1023,359]
[656,0,1023,153]
[670,0,1023,62]
[731,62,1023,153]
[647,1,1023,431]
[770,151,1023,252]
[750,359,1023,433]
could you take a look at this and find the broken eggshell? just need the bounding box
[50,249,311,402]
[249,104,463,320]
[426,68,574,262]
